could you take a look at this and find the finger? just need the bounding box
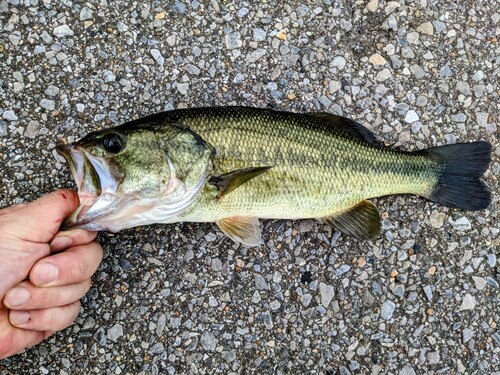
[0,308,43,360]
[50,229,97,252]
[4,279,92,310]
[9,301,81,332]
[30,242,103,287]
[2,190,80,243]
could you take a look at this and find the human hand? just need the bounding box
[0,190,103,359]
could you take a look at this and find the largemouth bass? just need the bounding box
[57,107,491,246]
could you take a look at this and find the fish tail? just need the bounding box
[419,141,491,210]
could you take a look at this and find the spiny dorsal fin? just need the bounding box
[322,200,381,239]
[216,217,262,246]
[309,113,380,146]
[209,166,272,198]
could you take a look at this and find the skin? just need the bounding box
[0,190,103,360]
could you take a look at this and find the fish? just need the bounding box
[56,106,492,246]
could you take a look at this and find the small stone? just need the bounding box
[486,254,496,267]
[176,83,189,95]
[200,331,216,351]
[417,22,434,36]
[107,324,123,342]
[405,110,419,123]
[450,217,471,231]
[398,364,416,375]
[117,21,128,32]
[452,113,467,122]
[319,282,335,307]
[0,121,6,137]
[369,53,386,65]
[380,300,396,320]
[150,49,164,66]
[79,6,93,21]
[486,277,499,288]
[385,1,400,14]
[459,293,476,311]
[25,120,39,138]
[332,56,346,69]
[2,110,18,121]
[225,32,242,49]
[44,85,59,96]
[328,80,341,94]
[222,351,236,362]
[246,49,266,63]
[366,0,378,12]
[53,25,74,37]
[428,266,436,275]
[456,81,471,96]
[237,7,249,17]
[253,28,266,42]
[255,274,269,290]
[423,285,433,301]
[409,64,425,79]
[376,68,391,81]
[172,1,186,14]
[462,328,474,343]
[472,276,487,291]
[276,30,286,40]
[427,351,440,365]
[429,210,445,228]
[76,103,85,113]
[40,99,55,110]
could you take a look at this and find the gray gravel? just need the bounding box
[1,1,499,374]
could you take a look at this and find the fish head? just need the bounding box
[57,124,214,232]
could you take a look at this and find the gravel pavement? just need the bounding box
[1,1,499,374]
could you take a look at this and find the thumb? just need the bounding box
[1,190,80,243]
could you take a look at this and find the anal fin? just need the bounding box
[322,200,381,240]
[216,216,262,247]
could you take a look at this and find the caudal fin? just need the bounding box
[420,141,491,211]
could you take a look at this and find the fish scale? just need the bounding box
[168,107,438,222]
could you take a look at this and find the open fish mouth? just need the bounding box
[56,142,123,229]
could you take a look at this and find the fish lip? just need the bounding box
[56,141,106,228]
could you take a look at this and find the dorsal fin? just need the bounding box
[322,200,381,239]
[308,113,381,146]
[216,216,262,246]
[209,166,272,198]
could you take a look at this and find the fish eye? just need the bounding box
[102,133,125,154]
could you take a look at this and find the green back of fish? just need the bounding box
[131,107,437,222]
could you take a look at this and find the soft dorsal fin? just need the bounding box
[216,216,262,246]
[308,113,380,146]
[209,166,272,198]
[322,200,381,239]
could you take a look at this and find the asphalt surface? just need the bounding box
[1,1,499,374]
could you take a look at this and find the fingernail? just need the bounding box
[10,310,31,326]
[4,286,30,307]
[34,262,58,286]
[50,236,73,252]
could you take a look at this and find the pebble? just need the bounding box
[2,110,18,121]
[404,110,419,123]
[53,25,74,37]
[380,300,396,320]
[429,211,445,228]
[369,53,386,65]
[253,28,266,42]
[463,328,474,343]
[107,324,123,342]
[200,331,216,351]
[423,285,433,301]
[40,99,55,110]
[79,7,93,21]
[459,293,476,311]
[150,49,164,66]
[255,274,269,290]
[246,49,266,63]
[450,217,471,231]
[366,0,378,12]
[225,32,242,49]
[375,68,391,81]
[319,282,335,307]
[417,22,434,36]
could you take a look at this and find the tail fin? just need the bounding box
[420,141,491,211]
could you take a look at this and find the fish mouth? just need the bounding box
[56,142,123,229]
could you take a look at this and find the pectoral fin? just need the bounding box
[209,166,272,198]
[322,200,381,239]
[216,216,262,246]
